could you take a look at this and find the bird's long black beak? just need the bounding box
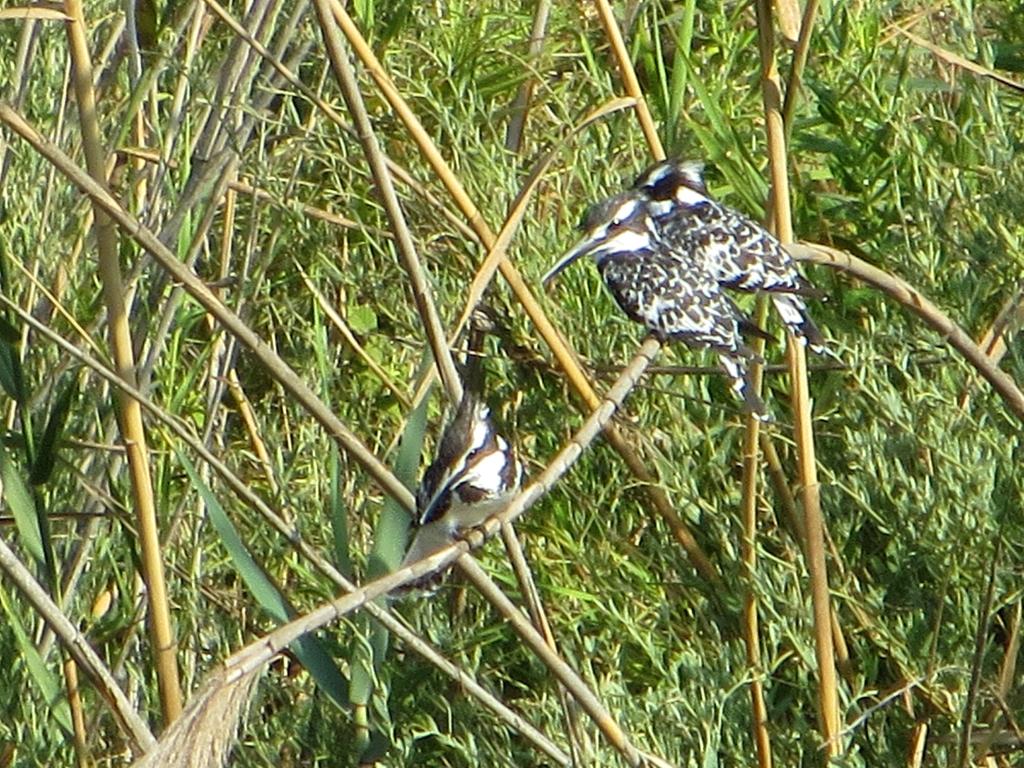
[541,233,600,286]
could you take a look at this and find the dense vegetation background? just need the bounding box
[0,1,1022,766]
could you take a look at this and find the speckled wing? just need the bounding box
[597,248,752,354]
[660,205,827,351]
[597,246,769,417]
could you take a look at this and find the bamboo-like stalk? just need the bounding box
[62,0,183,724]
[593,0,665,159]
[754,0,840,758]
[325,0,723,589]
[505,0,552,153]
[64,657,90,767]
[781,0,821,135]
[738,297,773,768]
[759,434,853,681]
[957,285,1023,410]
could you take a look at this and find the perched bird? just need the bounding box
[400,391,522,572]
[631,159,827,351]
[542,190,772,418]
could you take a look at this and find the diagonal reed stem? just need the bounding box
[313,0,463,403]
[0,534,156,755]
[790,243,1024,423]
[0,102,418,512]
[593,0,665,159]
[325,0,723,590]
[459,556,647,767]
[211,338,662,738]
[2,292,570,766]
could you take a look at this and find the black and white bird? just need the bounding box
[401,326,523,574]
[542,189,772,417]
[632,159,827,352]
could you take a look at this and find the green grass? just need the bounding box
[1,1,1023,766]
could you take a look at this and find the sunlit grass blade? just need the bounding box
[0,587,73,734]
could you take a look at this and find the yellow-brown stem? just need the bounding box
[327,0,722,588]
[739,297,772,768]
[64,0,182,723]
[755,0,839,757]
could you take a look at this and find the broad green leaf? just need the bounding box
[349,388,429,732]
[347,305,377,336]
[369,391,428,579]
[181,453,349,708]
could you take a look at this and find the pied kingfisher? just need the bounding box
[400,312,523,585]
[543,160,828,419]
[542,189,773,418]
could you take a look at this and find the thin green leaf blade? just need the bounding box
[0,587,73,734]
[181,453,350,708]
[30,376,77,486]
[0,450,43,563]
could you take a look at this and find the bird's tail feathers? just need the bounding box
[770,294,829,354]
[721,353,770,421]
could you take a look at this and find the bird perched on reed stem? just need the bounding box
[543,159,829,419]
[631,159,827,352]
[400,317,522,585]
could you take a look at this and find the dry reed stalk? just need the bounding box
[754,0,841,757]
[0,534,155,754]
[460,555,670,768]
[791,244,1024,423]
[133,336,662,768]
[505,0,552,153]
[593,0,665,159]
[63,0,183,723]
[2,291,571,767]
[738,296,774,768]
[314,0,463,402]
